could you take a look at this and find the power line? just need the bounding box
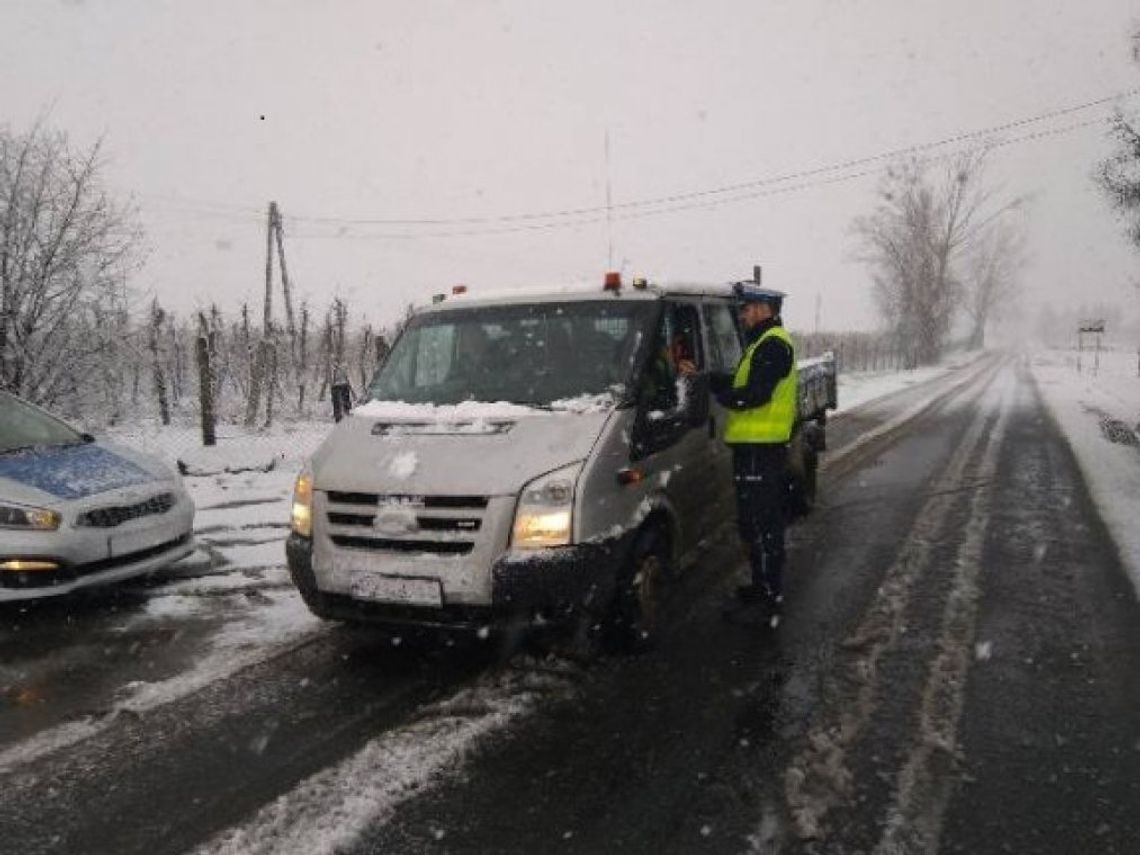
[138,85,1137,234]
[286,115,1113,241]
[283,85,1140,228]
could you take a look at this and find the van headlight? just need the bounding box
[0,502,61,531]
[290,467,314,538]
[511,462,581,549]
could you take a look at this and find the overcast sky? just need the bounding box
[2,0,1138,334]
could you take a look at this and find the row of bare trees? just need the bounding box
[6,291,395,428]
[853,151,1026,367]
[132,298,393,430]
[1,121,403,428]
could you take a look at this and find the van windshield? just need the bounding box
[366,301,657,407]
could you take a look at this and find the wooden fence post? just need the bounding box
[196,331,217,446]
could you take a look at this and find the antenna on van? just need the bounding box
[605,129,614,270]
[753,265,762,285]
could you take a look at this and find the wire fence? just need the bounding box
[794,330,912,374]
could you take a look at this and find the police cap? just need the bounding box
[731,282,786,306]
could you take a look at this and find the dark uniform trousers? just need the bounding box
[732,442,788,599]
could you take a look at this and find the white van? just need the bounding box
[286,276,834,649]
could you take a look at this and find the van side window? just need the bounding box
[637,302,703,416]
[704,302,742,373]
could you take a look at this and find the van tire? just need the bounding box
[787,449,817,518]
[296,585,337,621]
[610,526,669,653]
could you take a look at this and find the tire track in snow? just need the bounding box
[191,658,585,855]
[782,362,1003,841]
[0,601,327,775]
[872,368,1014,855]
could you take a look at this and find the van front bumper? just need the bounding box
[287,531,633,628]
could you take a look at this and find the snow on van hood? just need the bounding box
[312,399,616,497]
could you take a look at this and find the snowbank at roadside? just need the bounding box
[1030,346,1140,599]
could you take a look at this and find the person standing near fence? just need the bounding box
[711,282,797,628]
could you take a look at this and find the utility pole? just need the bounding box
[263,202,276,336]
[272,206,298,355]
[247,201,279,426]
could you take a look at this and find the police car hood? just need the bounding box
[311,399,616,497]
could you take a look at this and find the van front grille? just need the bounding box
[330,535,474,555]
[326,512,480,532]
[326,492,488,510]
[324,492,489,556]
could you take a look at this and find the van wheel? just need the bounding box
[611,526,669,652]
[296,585,337,621]
[787,451,818,518]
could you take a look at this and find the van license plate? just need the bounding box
[350,574,442,607]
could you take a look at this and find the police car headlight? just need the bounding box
[511,462,581,549]
[290,467,314,538]
[0,502,62,531]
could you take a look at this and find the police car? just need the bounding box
[0,391,195,601]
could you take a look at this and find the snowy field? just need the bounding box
[1029,345,1140,598]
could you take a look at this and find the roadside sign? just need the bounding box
[1076,320,1105,375]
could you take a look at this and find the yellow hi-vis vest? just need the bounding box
[724,325,797,444]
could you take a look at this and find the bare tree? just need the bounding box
[1099,116,1140,248]
[963,219,1026,349]
[0,122,143,405]
[854,152,1011,366]
[1097,29,1140,251]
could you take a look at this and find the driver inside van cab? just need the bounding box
[642,325,697,411]
[670,331,697,376]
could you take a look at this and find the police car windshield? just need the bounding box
[0,393,85,453]
[366,301,656,407]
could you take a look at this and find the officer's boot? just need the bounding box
[735,541,770,604]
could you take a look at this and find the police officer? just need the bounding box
[712,282,797,626]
